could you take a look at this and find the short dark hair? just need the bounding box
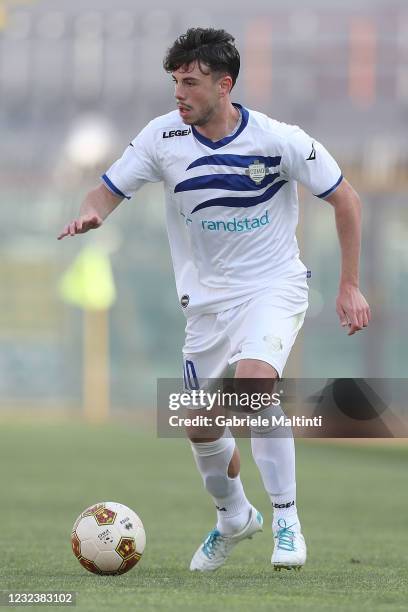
[163,28,240,89]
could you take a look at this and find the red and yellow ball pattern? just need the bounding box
[71,502,146,575]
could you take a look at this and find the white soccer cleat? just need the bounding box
[190,506,263,571]
[271,518,307,570]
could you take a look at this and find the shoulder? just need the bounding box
[130,110,191,152]
[139,110,186,135]
[246,107,305,145]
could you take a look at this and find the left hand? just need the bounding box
[336,284,371,336]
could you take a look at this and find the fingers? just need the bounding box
[336,304,348,328]
[355,303,371,331]
[57,230,66,240]
[362,309,370,328]
[355,309,364,329]
[57,220,79,239]
[364,305,372,326]
[337,307,364,335]
[89,215,102,228]
[337,288,371,335]
[57,224,71,240]
[57,215,102,240]
[347,307,367,334]
[345,306,371,335]
[347,323,360,336]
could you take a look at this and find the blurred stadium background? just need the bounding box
[1,0,407,418]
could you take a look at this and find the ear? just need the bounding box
[218,74,233,97]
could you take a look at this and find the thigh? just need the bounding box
[182,312,234,388]
[182,313,233,440]
[228,293,307,379]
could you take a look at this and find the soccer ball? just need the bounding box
[71,502,146,575]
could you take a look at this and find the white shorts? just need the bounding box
[182,285,308,388]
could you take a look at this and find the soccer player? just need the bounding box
[58,28,371,571]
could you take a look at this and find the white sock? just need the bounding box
[250,405,299,528]
[190,432,252,535]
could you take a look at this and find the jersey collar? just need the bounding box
[191,103,249,150]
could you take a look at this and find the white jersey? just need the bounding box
[102,104,342,316]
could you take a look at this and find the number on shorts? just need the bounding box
[184,359,199,390]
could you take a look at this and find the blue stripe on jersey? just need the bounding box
[175,172,280,193]
[316,174,343,199]
[191,104,249,149]
[191,179,288,214]
[187,154,281,171]
[101,174,130,199]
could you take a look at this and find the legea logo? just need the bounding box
[201,211,270,232]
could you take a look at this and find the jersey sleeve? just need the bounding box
[101,121,162,199]
[280,127,343,198]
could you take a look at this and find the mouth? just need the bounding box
[178,105,191,117]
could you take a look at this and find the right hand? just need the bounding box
[57,214,103,240]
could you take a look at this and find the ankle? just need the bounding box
[217,506,251,535]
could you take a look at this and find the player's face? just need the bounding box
[172,62,227,127]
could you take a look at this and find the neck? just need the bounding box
[194,102,240,142]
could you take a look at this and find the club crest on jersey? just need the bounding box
[245,160,270,184]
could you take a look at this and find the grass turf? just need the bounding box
[0,421,407,611]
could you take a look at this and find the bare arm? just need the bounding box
[324,178,371,335]
[57,183,123,240]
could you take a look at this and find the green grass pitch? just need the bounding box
[0,421,407,611]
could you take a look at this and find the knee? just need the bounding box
[185,410,225,442]
[235,359,279,381]
[188,434,222,444]
[234,360,279,413]
[250,404,286,435]
[187,426,226,444]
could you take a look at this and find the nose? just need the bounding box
[174,82,185,100]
